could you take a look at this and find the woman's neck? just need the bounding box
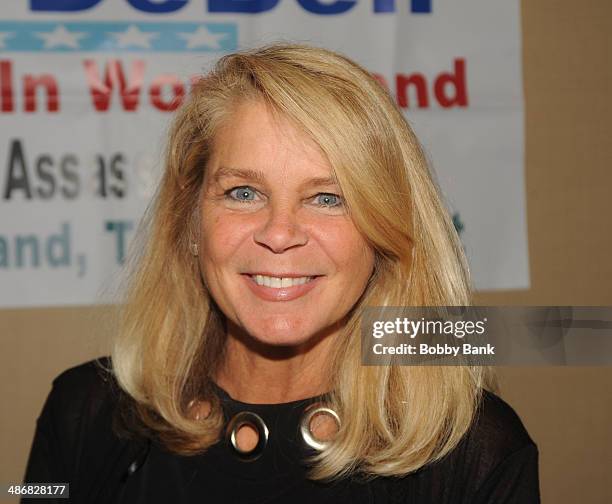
[214,327,336,404]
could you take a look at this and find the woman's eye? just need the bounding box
[313,193,343,208]
[226,186,258,202]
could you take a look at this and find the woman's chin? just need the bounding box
[235,318,324,349]
[247,327,314,347]
[227,311,338,350]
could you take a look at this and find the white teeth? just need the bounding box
[251,275,313,288]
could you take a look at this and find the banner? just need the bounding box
[0,0,527,307]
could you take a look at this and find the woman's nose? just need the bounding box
[252,203,309,254]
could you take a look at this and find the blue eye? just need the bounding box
[314,193,343,207]
[227,186,257,201]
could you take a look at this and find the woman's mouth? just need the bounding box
[250,274,315,288]
[242,273,322,301]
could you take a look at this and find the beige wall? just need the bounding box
[1,1,611,502]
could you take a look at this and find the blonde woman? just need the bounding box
[23,43,539,503]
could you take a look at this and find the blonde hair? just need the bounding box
[111,42,497,480]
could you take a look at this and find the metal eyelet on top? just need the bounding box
[225,411,269,462]
[299,403,341,451]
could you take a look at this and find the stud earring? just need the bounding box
[189,242,199,256]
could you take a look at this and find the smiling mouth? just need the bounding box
[248,274,318,288]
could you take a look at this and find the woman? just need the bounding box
[23,43,540,503]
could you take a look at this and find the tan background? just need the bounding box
[1,1,611,502]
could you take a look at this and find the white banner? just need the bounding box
[0,0,528,308]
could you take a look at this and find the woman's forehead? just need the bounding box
[205,102,337,185]
[212,100,319,152]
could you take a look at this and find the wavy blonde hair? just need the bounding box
[111,42,497,480]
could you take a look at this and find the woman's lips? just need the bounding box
[242,274,322,302]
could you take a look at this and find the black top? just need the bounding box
[22,357,540,503]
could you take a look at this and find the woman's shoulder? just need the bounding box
[46,356,118,420]
[471,389,537,454]
[50,355,115,391]
[24,356,148,499]
[441,389,539,501]
[397,389,540,503]
[32,356,121,460]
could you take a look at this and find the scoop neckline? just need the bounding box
[210,380,330,409]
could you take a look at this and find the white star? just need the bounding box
[110,25,157,49]
[178,26,228,50]
[0,32,15,49]
[35,25,87,49]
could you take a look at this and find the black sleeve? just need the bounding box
[21,358,112,503]
[472,443,540,504]
[21,381,78,502]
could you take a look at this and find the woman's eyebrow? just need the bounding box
[301,176,338,190]
[212,166,266,184]
[212,166,338,189]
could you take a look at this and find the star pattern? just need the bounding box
[178,26,228,50]
[34,25,87,49]
[110,25,158,49]
[0,32,15,49]
[0,22,235,52]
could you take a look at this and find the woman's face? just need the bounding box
[198,100,375,347]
